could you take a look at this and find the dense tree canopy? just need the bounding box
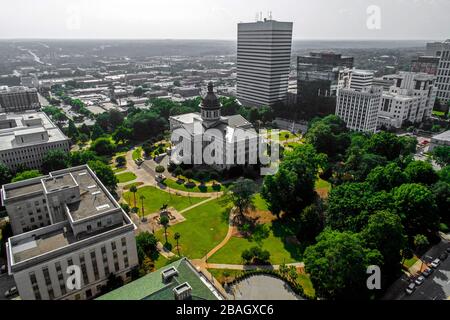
[42,149,70,174]
[432,146,450,167]
[366,163,406,191]
[304,229,382,300]
[404,160,438,185]
[87,160,118,192]
[12,170,42,182]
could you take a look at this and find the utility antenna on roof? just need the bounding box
[269,11,273,20]
[255,12,259,22]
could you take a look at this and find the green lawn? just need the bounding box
[208,220,302,265]
[155,198,231,259]
[253,193,269,211]
[123,182,144,190]
[112,167,126,173]
[403,255,419,269]
[297,274,315,299]
[433,110,446,117]
[161,178,224,193]
[315,177,331,191]
[279,131,297,142]
[123,186,205,214]
[132,147,143,161]
[116,172,137,183]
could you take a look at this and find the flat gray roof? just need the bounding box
[67,168,116,221]
[5,181,44,199]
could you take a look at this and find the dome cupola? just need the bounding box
[200,82,221,122]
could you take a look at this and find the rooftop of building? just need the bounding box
[432,130,450,142]
[0,112,68,151]
[0,86,38,93]
[96,258,222,300]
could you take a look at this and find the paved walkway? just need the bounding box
[192,261,305,271]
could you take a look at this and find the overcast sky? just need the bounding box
[0,0,449,40]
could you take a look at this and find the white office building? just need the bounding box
[0,112,70,172]
[2,165,138,300]
[336,86,383,133]
[426,39,450,104]
[350,70,374,92]
[0,86,41,113]
[237,19,293,107]
[377,72,437,128]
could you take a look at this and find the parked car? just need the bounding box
[0,264,6,274]
[422,268,433,278]
[439,253,448,261]
[430,258,441,268]
[414,276,425,286]
[405,283,416,295]
[446,247,450,254]
[4,286,17,298]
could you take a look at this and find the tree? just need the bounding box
[135,232,157,257]
[325,182,393,232]
[432,146,450,167]
[12,170,41,182]
[413,234,429,254]
[160,215,170,244]
[174,232,181,256]
[155,165,165,174]
[79,133,89,144]
[432,181,450,225]
[42,149,70,174]
[112,126,132,144]
[108,109,125,131]
[262,144,324,217]
[140,195,146,220]
[361,211,407,280]
[366,132,416,161]
[297,203,325,243]
[70,150,102,166]
[87,160,118,192]
[67,120,79,140]
[0,163,12,185]
[304,229,383,300]
[439,166,450,184]
[227,178,257,219]
[115,156,126,167]
[129,185,138,209]
[133,87,144,97]
[404,161,438,185]
[91,123,105,140]
[392,183,439,237]
[90,137,116,156]
[366,163,406,191]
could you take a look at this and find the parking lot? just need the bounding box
[389,240,450,300]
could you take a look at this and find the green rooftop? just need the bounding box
[96,258,222,300]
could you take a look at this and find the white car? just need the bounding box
[415,276,425,286]
[430,258,441,268]
[4,286,18,298]
[405,283,416,295]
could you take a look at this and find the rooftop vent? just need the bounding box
[87,185,96,189]
[96,204,110,211]
[173,282,192,300]
[91,191,101,196]
[161,266,178,283]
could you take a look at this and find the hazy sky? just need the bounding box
[1,0,449,40]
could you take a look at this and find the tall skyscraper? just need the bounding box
[426,39,450,104]
[237,18,293,107]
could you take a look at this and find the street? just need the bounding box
[384,239,450,300]
[0,273,17,300]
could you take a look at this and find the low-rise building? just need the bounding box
[0,112,70,172]
[2,165,138,300]
[429,130,450,151]
[96,258,224,300]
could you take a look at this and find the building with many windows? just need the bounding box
[0,112,70,172]
[426,39,450,104]
[336,86,383,133]
[296,52,353,118]
[236,19,293,107]
[0,86,41,113]
[377,72,437,129]
[2,165,138,300]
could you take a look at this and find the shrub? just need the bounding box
[116,156,126,167]
[155,165,165,173]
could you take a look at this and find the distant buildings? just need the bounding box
[425,39,450,104]
[336,70,437,132]
[0,112,70,172]
[2,165,138,300]
[336,86,382,133]
[0,86,40,113]
[377,72,437,129]
[237,19,293,107]
[411,56,440,75]
[97,258,224,300]
[297,52,353,118]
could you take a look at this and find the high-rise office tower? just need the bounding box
[297,52,353,118]
[349,70,374,92]
[426,39,450,104]
[0,86,41,113]
[237,18,293,107]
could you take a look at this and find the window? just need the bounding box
[29,272,41,300]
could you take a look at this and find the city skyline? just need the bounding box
[1,0,449,40]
